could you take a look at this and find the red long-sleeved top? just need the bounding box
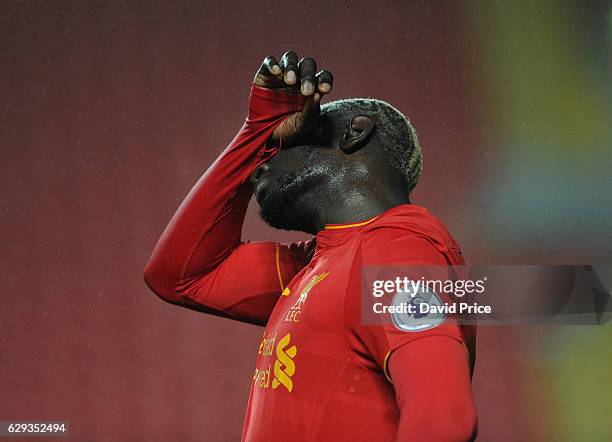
[145,85,477,441]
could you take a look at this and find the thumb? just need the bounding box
[300,93,321,124]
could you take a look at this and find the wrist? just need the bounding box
[247,85,307,123]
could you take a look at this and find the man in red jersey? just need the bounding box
[144,51,477,441]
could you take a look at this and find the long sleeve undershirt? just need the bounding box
[144,85,311,326]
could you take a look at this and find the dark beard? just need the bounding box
[256,162,327,233]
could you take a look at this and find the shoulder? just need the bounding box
[357,222,449,267]
[357,226,448,266]
[354,204,463,266]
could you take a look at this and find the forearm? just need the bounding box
[144,85,306,302]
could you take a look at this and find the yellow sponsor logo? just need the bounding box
[258,332,276,357]
[254,332,298,393]
[253,365,272,389]
[272,333,297,392]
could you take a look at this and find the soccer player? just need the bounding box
[144,51,477,441]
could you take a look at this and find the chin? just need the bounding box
[257,185,317,233]
[255,164,328,233]
[258,200,313,233]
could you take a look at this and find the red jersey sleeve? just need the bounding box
[389,337,477,441]
[144,85,312,326]
[345,226,468,379]
[346,227,477,440]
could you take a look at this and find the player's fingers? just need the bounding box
[298,57,317,96]
[280,50,298,85]
[265,55,281,76]
[258,55,281,77]
[316,69,333,94]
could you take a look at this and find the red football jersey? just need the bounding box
[145,84,477,442]
[242,206,475,441]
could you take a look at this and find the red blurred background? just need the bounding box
[2,1,610,441]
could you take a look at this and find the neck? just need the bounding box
[308,188,410,232]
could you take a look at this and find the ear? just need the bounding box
[339,114,376,153]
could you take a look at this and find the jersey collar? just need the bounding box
[323,215,380,231]
[315,215,380,250]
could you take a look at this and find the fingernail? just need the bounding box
[302,81,314,95]
[271,65,281,74]
[320,83,331,93]
[314,93,321,101]
[286,71,296,84]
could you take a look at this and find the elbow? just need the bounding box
[400,406,477,442]
[143,258,182,304]
[432,411,477,442]
[439,413,477,442]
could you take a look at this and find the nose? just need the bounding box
[250,163,270,186]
